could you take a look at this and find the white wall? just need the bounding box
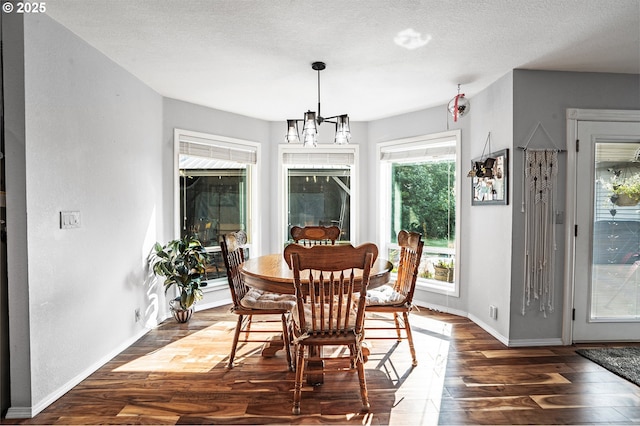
[6,14,164,416]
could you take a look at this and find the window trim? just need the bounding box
[376,130,461,297]
[277,144,359,249]
[174,128,260,263]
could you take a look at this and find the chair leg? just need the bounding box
[355,347,370,412]
[393,312,403,341]
[292,344,305,415]
[403,311,418,366]
[348,344,356,368]
[281,313,294,371]
[228,314,244,368]
[244,314,253,338]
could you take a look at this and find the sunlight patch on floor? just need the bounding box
[113,320,246,372]
[364,312,450,424]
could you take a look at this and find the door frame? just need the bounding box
[563,108,640,345]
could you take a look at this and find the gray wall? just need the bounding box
[508,70,640,342]
[3,10,30,417]
[464,72,514,338]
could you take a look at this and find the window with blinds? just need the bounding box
[279,146,358,246]
[179,133,257,167]
[378,131,461,296]
[175,130,258,278]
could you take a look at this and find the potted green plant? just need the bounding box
[611,173,640,206]
[433,259,454,283]
[149,234,209,322]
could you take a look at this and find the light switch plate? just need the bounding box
[60,211,81,229]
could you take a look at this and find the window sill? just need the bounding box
[200,278,228,293]
[416,278,458,297]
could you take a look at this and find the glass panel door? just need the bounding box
[573,120,640,341]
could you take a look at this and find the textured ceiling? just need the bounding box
[46,0,640,121]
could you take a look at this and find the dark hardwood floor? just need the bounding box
[4,305,640,425]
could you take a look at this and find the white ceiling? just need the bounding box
[46,0,640,122]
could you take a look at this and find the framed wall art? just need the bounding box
[471,149,508,205]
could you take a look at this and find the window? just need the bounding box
[279,146,358,247]
[175,129,258,285]
[287,168,351,240]
[377,131,461,296]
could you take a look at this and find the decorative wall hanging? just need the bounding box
[468,132,509,205]
[471,149,508,205]
[520,122,565,317]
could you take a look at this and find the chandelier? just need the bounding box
[285,61,351,147]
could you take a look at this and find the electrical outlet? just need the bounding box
[489,305,498,320]
[134,308,141,322]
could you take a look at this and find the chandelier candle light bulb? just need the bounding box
[286,120,301,144]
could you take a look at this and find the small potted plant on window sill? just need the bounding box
[149,235,209,323]
[433,259,454,283]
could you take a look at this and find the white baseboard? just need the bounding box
[5,406,33,420]
[6,327,150,419]
[6,297,235,419]
[413,298,467,318]
[507,337,564,347]
[467,313,510,346]
[414,299,565,348]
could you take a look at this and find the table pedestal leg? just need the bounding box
[261,334,284,357]
[306,345,324,385]
[261,338,323,384]
[261,339,366,384]
[361,340,371,363]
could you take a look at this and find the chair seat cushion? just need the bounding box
[240,288,296,310]
[366,284,406,306]
[292,298,358,333]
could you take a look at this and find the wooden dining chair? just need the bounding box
[364,230,424,366]
[284,243,378,415]
[220,231,296,370]
[290,225,341,246]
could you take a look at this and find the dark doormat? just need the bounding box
[576,347,640,387]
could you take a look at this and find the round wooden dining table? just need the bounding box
[239,253,393,294]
